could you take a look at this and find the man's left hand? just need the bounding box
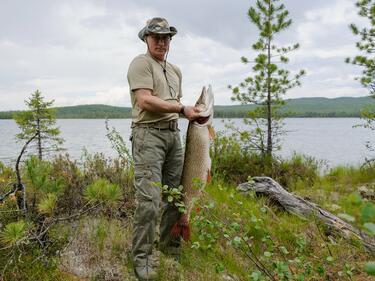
[183,106,202,121]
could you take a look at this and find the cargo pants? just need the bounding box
[131,125,183,266]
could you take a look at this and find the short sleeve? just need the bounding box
[173,65,183,99]
[127,56,153,91]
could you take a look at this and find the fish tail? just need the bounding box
[182,224,190,241]
[170,220,191,241]
[170,222,182,238]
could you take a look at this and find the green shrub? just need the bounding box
[210,132,321,188]
[0,220,29,247]
[49,153,135,215]
[37,193,57,215]
[25,156,66,195]
[275,153,321,188]
[84,178,122,207]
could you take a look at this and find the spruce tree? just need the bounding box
[230,0,305,159]
[14,90,64,160]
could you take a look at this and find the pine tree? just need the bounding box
[230,0,305,159]
[13,90,64,160]
[346,0,375,87]
[346,0,375,163]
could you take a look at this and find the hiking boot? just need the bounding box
[149,250,161,268]
[134,265,158,281]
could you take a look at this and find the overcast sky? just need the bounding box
[0,0,371,110]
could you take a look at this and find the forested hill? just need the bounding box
[0,96,374,119]
[215,96,375,118]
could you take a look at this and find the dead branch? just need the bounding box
[237,176,375,254]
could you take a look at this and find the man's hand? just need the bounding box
[183,106,202,121]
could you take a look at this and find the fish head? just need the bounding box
[193,85,214,127]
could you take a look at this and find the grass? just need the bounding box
[0,155,374,280]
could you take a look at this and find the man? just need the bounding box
[127,17,201,280]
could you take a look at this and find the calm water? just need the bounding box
[0,118,374,168]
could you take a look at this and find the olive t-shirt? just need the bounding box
[127,52,182,124]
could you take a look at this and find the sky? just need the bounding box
[0,0,371,111]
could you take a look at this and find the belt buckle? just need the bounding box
[169,121,177,131]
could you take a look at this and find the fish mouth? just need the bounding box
[193,85,214,126]
[196,115,211,124]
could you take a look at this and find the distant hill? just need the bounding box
[54,104,132,119]
[0,96,374,119]
[0,104,132,119]
[215,96,375,118]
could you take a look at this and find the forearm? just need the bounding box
[141,95,182,113]
[135,89,200,120]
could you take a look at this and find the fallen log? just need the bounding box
[237,176,375,254]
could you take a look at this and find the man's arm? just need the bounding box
[135,89,201,121]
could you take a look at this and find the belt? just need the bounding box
[131,120,179,131]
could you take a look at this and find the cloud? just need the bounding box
[56,86,130,107]
[304,0,358,25]
[0,0,370,111]
[283,0,369,98]
[0,0,152,110]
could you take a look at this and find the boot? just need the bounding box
[134,264,158,281]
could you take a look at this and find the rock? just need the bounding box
[358,185,375,200]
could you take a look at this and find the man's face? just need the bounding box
[146,34,171,61]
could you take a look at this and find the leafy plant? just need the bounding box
[155,182,186,214]
[365,261,375,276]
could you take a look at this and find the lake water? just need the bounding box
[0,118,374,168]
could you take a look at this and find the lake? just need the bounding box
[0,118,374,168]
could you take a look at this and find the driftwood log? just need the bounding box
[237,176,375,254]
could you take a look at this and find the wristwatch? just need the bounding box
[179,105,185,115]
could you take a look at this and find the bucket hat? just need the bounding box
[138,17,177,41]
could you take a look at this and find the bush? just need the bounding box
[84,178,122,207]
[211,132,321,188]
[48,153,135,215]
[274,153,322,188]
[0,152,136,280]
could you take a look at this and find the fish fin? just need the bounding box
[207,169,212,183]
[170,222,182,238]
[208,125,215,139]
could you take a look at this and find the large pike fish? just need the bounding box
[171,85,214,241]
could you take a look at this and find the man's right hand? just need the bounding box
[183,106,202,121]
